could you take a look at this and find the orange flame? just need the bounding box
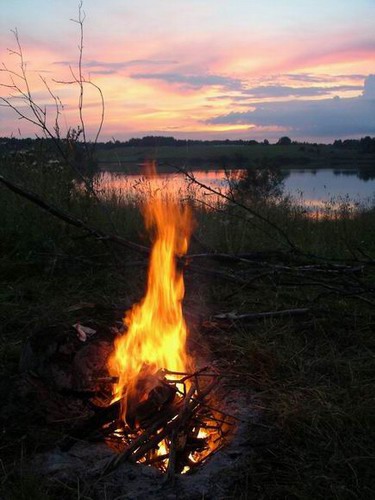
[108,168,193,420]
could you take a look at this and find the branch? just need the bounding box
[175,165,298,251]
[0,174,259,285]
[1,21,106,211]
[0,174,149,255]
[213,308,310,322]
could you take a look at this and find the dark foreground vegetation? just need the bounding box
[1,150,375,499]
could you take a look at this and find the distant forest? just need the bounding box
[1,135,375,153]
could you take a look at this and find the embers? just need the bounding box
[101,367,235,477]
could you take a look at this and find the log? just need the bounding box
[213,308,309,322]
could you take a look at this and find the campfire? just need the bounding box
[89,169,234,477]
[13,165,236,483]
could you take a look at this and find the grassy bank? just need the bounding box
[96,143,375,170]
[1,155,374,499]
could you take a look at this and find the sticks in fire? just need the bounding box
[102,367,234,478]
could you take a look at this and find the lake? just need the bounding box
[283,169,375,210]
[96,167,375,213]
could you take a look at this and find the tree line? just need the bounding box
[1,135,375,153]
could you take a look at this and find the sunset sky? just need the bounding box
[1,0,374,142]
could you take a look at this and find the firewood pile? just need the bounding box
[17,321,236,479]
[99,367,235,479]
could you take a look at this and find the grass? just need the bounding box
[96,143,375,170]
[0,152,374,499]
[216,310,375,498]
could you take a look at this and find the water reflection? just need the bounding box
[232,168,287,201]
[282,168,375,210]
[96,167,375,213]
[97,170,233,207]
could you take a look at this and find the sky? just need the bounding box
[0,0,374,142]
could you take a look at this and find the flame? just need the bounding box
[105,165,230,472]
[108,165,193,420]
[197,428,209,439]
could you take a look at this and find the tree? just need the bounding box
[277,136,292,146]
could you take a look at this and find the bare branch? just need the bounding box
[177,165,298,251]
[1,11,108,219]
[70,0,88,151]
[40,75,62,139]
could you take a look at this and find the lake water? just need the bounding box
[283,169,375,209]
[97,168,375,212]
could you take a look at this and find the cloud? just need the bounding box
[236,72,367,88]
[130,72,243,90]
[260,73,368,86]
[280,38,375,76]
[206,74,366,103]
[363,74,375,98]
[241,84,363,99]
[53,59,178,75]
[207,76,375,138]
[129,70,365,98]
[283,73,334,83]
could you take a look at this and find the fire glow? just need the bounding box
[105,166,232,474]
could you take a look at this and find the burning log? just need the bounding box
[102,370,231,477]
[133,379,177,428]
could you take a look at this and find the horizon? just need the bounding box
[1,134,374,147]
[1,0,374,143]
